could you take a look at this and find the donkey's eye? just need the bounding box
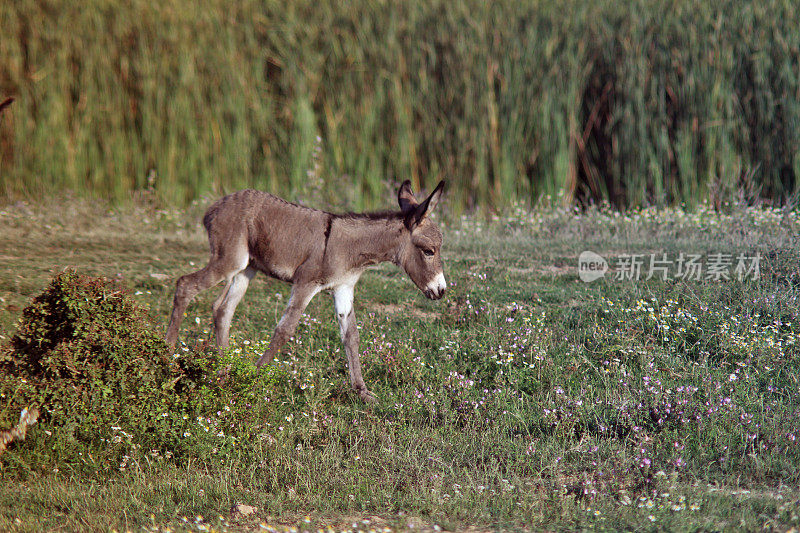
[422,248,435,257]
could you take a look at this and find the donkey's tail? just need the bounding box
[202,204,219,232]
[202,195,229,232]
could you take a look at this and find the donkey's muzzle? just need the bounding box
[424,287,446,300]
[423,272,447,300]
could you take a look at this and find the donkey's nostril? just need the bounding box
[424,272,447,300]
[424,287,445,300]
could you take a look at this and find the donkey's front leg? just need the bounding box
[333,284,376,403]
[256,283,319,368]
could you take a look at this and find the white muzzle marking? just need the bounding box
[425,272,447,299]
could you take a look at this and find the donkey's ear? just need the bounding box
[398,180,418,213]
[409,180,445,228]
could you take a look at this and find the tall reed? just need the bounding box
[1,0,797,210]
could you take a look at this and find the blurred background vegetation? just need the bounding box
[1,0,798,211]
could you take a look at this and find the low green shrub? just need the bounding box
[0,270,294,474]
[0,271,193,470]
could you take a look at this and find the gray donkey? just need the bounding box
[166,180,446,402]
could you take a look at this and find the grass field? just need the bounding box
[0,195,799,531]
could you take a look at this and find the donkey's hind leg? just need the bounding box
[166,265,227,346]
[213,266,257,348]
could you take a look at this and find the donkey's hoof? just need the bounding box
[354,386,378,404]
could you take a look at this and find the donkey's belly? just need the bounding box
[248,256,297,283]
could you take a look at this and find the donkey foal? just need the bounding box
[166,181,447,403]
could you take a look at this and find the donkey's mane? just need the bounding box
[269,193,401,221]
[335,210,402,221]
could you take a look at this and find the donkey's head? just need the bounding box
[396,180,447,300]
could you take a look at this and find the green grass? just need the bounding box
[0,196,799,531]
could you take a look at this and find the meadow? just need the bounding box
[2,1,799,530]
[0,194,798,531]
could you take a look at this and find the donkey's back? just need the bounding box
[202,189,329,283]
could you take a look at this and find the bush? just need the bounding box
[0,271,193,470]
[0,271,295,473]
